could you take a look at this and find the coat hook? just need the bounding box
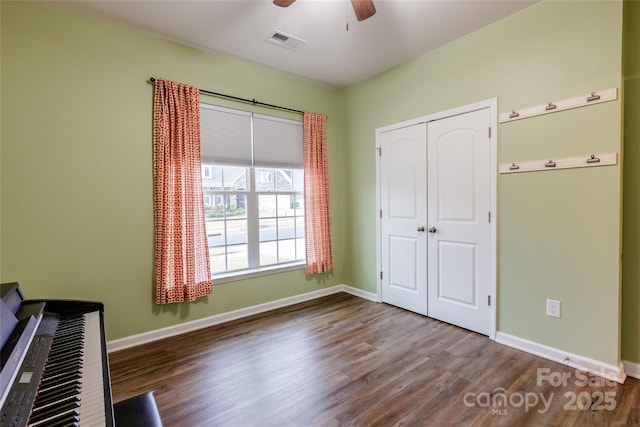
[545,102,557,111]
[509,162,520,170]
[509,110,519,119]
[586,154,601,164]
[587,92,601,102]
[545,160,557,168]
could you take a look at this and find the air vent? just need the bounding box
[266,30,307,51]
[271,32,289,43]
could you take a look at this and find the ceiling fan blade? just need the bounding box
[351,0,376,21]
[273,0,296,7]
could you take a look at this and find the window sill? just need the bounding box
[212,261,306,285]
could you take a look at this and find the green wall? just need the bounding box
[0,1,347,341]
[1,0,637,368]
[343,1,624,366]
[0,1,3,277]
[623,0,640,364]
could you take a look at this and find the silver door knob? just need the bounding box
[428,227,437,233]
[417,226,425,232]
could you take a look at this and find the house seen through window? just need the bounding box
[200,103,305,277]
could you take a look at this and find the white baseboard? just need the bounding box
[107,284,378,353]
[108,287,636,384]
[623,360,640,379]
[341,285,379,302]
[496,332,627,384]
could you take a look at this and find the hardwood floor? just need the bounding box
[108,293,640,426]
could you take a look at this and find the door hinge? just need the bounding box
[380,271,383,280]
[488,127,492,138]
[380,209,383,218]
[488,212,491,223]
[488,295,491,306]
[377,147,381,156]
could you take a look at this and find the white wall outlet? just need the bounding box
[546,299,561,318]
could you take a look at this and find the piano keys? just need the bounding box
[0,282,114,427]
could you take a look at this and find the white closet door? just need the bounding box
[379,123,428,315]
[426,108,492,335]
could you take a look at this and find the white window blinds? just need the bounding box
[200,104,252,166]
[200,104,303,168]
[253,114,303,168]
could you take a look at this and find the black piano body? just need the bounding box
[0,282,114,426]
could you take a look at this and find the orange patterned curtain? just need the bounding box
[303,112,334,275]
[153,78,212,304]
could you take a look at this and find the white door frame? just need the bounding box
[375,98,498,340]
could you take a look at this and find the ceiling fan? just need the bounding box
[273,0,376,22]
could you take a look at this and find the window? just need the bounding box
[203,194,213,208]
[202,165,213,179]
[256,170,273,184]
[200,104,305,279]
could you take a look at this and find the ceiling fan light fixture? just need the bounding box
[351,0,376,21]
[265,30,307,51]
[273,0,376,22]
[273,0,296,7]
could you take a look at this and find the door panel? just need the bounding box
[380,124,427,315]
[389,236,417,291]
[437,131,476,222]
[427,109,491,335]
[388,145,417,218]
[437,241,476,306]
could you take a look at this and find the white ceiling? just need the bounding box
[46,0,537,88]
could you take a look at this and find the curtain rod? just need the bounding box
[149,77,304,115]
